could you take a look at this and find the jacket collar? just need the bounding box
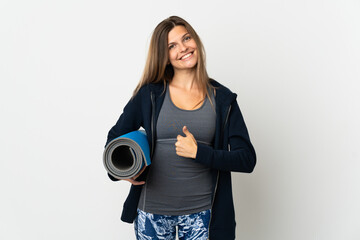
[209,78,237,107]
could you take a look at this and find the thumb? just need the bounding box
[183,126,191,136]
[183,126,196,142]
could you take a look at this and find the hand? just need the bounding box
[175,126,198,159]
[123,166,146,185]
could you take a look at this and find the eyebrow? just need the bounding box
[168,33,190,46]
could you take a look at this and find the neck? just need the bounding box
[171,69,197,90]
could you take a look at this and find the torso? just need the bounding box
[138,82,216,215]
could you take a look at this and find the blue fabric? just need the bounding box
[105,79,256,239]
[118,130,151,166]
[134,208,210,240]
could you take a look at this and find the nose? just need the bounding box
[178,42,188,52]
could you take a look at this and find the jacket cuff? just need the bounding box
[194,142,213,168]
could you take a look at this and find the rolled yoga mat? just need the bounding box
[103,130,151,180]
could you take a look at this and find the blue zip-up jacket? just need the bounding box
[105,78,256,239]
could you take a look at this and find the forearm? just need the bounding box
[194,141,256,173]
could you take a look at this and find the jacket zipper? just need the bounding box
[207,104,232,239]
[150,92,155,158]
[142,91,156,211]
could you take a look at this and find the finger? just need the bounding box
[182,126,191,137]
[175,147,185,154]
[176,150,186,158]
[183,126,196,143]
[175,149,182,156]
[132,180,146,185]
[125,178,145,185]
[131,180,145,185]
[177,134,183,141]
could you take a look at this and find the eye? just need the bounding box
[169,44,175,50]
[184,35,191,41]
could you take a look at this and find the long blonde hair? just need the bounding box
[131,16,216,107]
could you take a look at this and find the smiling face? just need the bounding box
[167,25,198,72]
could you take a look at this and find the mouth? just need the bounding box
[179,51,194,60]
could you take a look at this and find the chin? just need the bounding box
[175,65,197,71]
[180,60,198,70]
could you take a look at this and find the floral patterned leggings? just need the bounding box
[134,208,211,240]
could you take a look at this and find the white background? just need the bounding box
[1,0,359,239]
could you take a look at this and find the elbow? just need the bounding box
[247,163,255,173]
[248,153,257,173]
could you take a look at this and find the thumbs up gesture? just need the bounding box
[175,126,198,159]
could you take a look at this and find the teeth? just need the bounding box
[181,53,192,60]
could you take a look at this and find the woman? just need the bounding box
[105,16,256,240]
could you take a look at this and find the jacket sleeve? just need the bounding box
[104,87,145,181]
[194,100,256,173]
